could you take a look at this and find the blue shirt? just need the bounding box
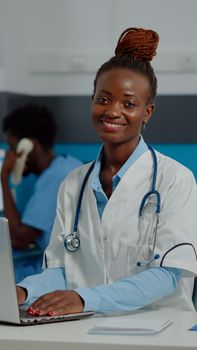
[19,267,181,313]
[13,155,82,283]
[22,155,82,249]
[18,140,181,312]
[92,137,148,217]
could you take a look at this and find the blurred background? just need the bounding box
[0,0,196,174]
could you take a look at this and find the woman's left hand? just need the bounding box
[27,290,84,316]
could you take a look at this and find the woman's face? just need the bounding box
[91,68,154,148]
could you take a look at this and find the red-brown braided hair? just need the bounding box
[93,27,159,103]
[115,27,159,62]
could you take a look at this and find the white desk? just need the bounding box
[0,309,197,350]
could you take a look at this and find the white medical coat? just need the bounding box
[45,150,197,311]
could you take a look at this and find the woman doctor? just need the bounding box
[17,27,197,316]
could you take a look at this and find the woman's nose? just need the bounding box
[104,102,122,117]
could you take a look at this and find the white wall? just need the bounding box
[0,0,197,95]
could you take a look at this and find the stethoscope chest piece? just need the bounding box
[64,233,80,252]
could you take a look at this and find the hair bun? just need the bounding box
[115,27,159,62]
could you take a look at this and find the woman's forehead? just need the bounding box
[95,68,150,98]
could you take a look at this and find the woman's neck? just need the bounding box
[102,140,139,174]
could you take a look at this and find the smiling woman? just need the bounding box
[91,28,158,196]
[17,28,197,317]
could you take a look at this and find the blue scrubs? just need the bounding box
[13,155,82,283]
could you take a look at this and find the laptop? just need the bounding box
[0,148,6,212]
[0,217,94,325]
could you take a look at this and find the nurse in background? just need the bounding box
[1,103,82,283]
[17,28,197,315]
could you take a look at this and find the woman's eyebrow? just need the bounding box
[99,90,136,98]
[124,92,136,97]
[99,89,111,95]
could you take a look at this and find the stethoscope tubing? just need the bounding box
[64,145,161,264]
[73,161,95,233]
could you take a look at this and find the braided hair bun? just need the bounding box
[115,27,159,62]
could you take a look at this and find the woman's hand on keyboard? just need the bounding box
[27,290,84,316]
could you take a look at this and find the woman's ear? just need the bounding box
[143,104,155,125]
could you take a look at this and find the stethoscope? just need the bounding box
[64,145,161,267]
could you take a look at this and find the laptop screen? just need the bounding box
[0,149,5,212]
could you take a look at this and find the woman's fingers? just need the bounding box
[28,290,84,315]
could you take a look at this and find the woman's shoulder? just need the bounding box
[155,150,195,182]
[60,161,94,186]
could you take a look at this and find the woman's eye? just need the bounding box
[96,97,109,104]
[125,101,135,109]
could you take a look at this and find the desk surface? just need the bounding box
[0,309,197,350]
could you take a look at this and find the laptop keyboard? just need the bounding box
[19,308,95,325]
